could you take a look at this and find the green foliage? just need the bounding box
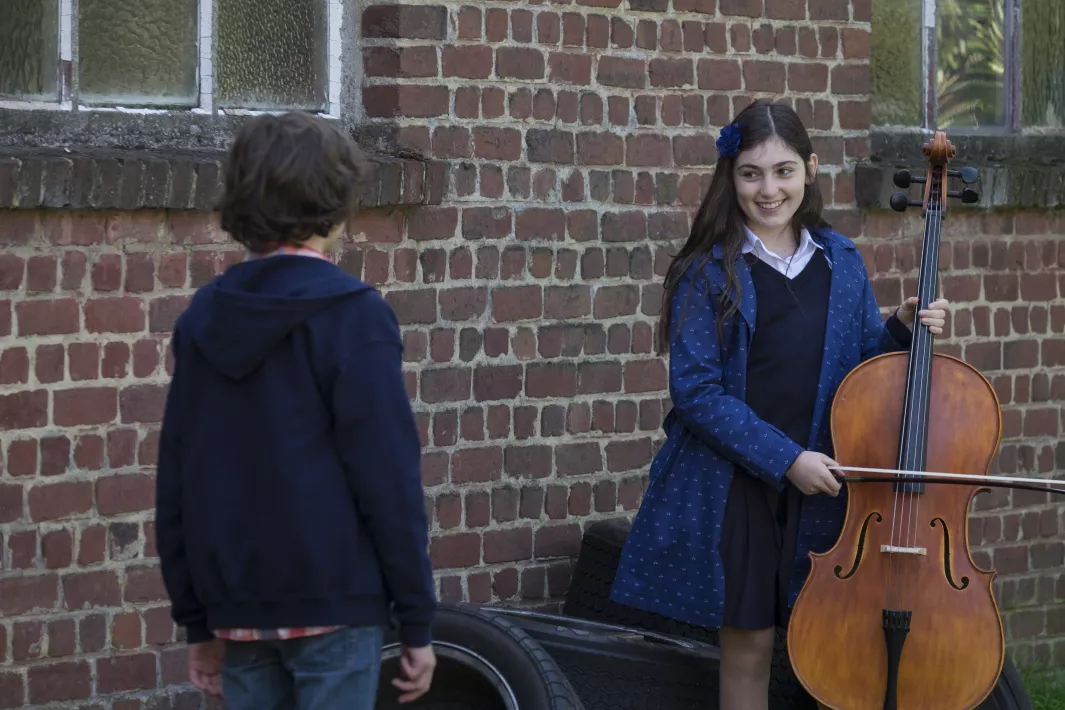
[1020,0,1065,127]
[937,0,1006,128]
[1020,665,1065,710]
[871,0,923,126]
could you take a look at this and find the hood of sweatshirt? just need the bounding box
[179,255,373,381]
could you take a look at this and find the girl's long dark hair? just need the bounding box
[657,99,831,354]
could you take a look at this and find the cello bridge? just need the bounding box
[881,545,926,556]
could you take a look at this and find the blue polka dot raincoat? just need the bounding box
[610,227,912,629]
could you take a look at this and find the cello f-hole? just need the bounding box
[931,517,970,591]
[834,511,883,579]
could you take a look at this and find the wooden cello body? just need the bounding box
[786,132,1005,710]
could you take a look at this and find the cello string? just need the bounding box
[905,181,940,613]
[893,175,934,613]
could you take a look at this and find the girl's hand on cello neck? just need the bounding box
[896,297,949,335]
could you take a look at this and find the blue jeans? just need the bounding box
[221,626,384,710]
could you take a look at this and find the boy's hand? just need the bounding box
[188,638,225,697]
[897,297,949,335]
[393,644,436,704]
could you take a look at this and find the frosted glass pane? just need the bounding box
[216,0,327,111]
[1020,0,1065,127]
[937,0,1006,128]
[0,0,58,101]
[78,0,198,107]
[870,0,923,126]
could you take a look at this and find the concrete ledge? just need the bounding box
[855,130,1065,210]
[0,147,446,212]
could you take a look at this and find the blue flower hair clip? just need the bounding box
[716,122,742,159]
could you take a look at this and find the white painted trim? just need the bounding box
[77,105,174,114]
[0,100,70,111]
[328,0,342,117]
[199,0,214,112]
[922,0,937,28]
[59,0,73,61]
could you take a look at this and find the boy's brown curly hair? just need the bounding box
[217,112,369,253]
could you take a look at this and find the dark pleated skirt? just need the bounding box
[718,468,804,630]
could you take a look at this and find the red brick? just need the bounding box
[91,254,122,292]
[430,532,481,568]
[0,483,22,523]
[42,529,73,569]
[0,347,28,384]
[496,47,546,80]
[697,58,741,91]
[12,621,42,661]
[362,5,447,40]
[16,299,79,335]
[84,297,145,333]
[63,570,121,610]
[47,619,76,658]
[28,481,93,523]
[27,661,91,704]
[97,653,157,693]
[503,445,553,479]
[96,473,155,516]
[40,435,71,476]
[743,59,786,92]
[483,527,533,563]
[492,286,543,321]
[598,57,646,89]
[515,209,566,241]
[0,575,59,616]
[53,388,117,427]
[0,254,23,290]
[809,0,848,20]
[115,384,165,423]
[720,0,763,16]
[452,447,503,484]
[473,366,523,401]
[766,0,804,19]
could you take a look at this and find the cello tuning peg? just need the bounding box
[889,192,922,212]
[946,167,980,184]
[947,188,980,204]
[892,169,926,188]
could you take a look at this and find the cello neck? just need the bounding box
[896,133,954,485]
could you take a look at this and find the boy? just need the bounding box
[155,112,437,709]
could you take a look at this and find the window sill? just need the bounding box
[0,146,443,213]
[0,108,444,212]
[854,129,1065,211]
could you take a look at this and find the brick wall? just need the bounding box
[0,0,1062,707]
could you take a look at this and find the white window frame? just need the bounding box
[0,0,343,119]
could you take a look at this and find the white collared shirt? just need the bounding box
[741,226,830,279]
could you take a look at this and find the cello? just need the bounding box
[785,131,1050,710]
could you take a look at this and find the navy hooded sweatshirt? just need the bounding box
[155,254,436,648]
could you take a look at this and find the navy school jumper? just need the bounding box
[155,254,436,647]
[610,227,913,629]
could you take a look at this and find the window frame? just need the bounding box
[0,0,349,119]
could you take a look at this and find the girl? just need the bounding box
[609,100,948,710]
